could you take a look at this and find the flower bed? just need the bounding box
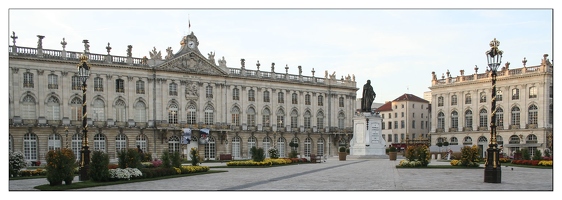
[511,160,545,166]
[226,158,306,166]
[18,168,47,177]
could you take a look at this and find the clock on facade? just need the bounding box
[188,41,195,49]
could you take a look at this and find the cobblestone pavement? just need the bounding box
[8,156,554,192]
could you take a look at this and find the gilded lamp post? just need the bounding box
[78,53,91,181]
[484,38,502,183]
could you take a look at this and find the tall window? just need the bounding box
[496,90,503,101]
[168,103,179,124]
[277,109,285,129]
[451,111,459,129]
[292,93,298,104]
[451,95,457,105]
[134,101,146,122]
[47,134,62,151]
[232,88,239,100]
[496,107,504,127]
[21,94,37,119]
[248,137,256,158]
[438,96,444,107]
[70,97,82,121]
[290,110,298,128]
[465,94,472,104]
[115,79,125,93]
[232,136,241,159]
[136,134,148,153]
[511,106,520,126]
[204,105,214,125]
[204,137,216,159]
[317,138,325,157]
[247,89,255,101]
[480,92,486,103]
[291,138,299,151]
[304,138,312,157]
[479,109,488,128]
[278,92,284,103]
[277,137,286,158]
[187,104,197,124]
[247,107,256,127]
[394,121,398,129]
[168,136,180,153]
[412,120,415,129]
[437,112,445,129]
[72,76,81,90]
[71,133,82,161]
[231,106,240,126]
[115,134,127,157]
[262,108,271,127]
[92,98,105,121]
[529,87,537,98]
[263,137,271,158]
[318,95,323,106]
[45,96,60,120]
[206,85,213,98]
[304,110,311,129]
[338,112,345,129]
[115,99,126,122]
[401,120,405,129]
[94,77,103,92]
[169,83,178,96]
[23,72,34,88]
[549,104,553,124]
[465,110,473,128]
[316,111,324,130]
[93,133,106,152]
[528,105,538,125]
[263,91,270,102]
[136,80,145,94]
[23,133,38,161]
[305,94,311,105]
[48,74,58,89]
[512,88,519,100]
[339,97,344,107]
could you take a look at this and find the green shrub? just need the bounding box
[250,146,265,162]
[117,148,143,169]
[522,148,531,160]
[460,145,480,167]
[171,151,182,168]
[288,150,298,158]
[532,150,542,160]
[190,147,200,166]
[405,145,430,167]
[89,150,110,182]
[9,151,27,177]
[389,146,397,152]
[339,146,346,152]
[45,148,77,185]
[161,150,172,168]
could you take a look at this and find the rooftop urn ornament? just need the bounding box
[11,31,18,46]
[522,57,527,67]
[271,62,275,72]
[256,60,260,71]
[474,65,478,73]
[61,38,67,50]
[311,68,315,77]
[37,35,45,49]
[285,64,289,73]
[241,58,245,69]
[298,65,302,75]
[82,39,89,54]
[127,45,133,57]
[106,43,112,55]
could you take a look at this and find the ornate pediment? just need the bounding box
[156,52,227,75]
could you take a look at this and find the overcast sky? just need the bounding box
[6,5,554,103]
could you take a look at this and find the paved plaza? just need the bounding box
[8,156,554,192]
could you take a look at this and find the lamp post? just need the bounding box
[484,38,503,183]
[77,53,91,181]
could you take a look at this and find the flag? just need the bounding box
[199,128,209,144]
[182,128,191,144]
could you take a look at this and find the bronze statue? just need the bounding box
[361,80,376,112]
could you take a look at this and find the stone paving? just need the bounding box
[8,156,554,192]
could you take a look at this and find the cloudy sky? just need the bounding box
[5,2,555,104]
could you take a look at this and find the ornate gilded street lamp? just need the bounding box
[484,38,503,183]
[77,53,91,181]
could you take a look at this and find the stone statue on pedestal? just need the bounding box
[361,80,376,112]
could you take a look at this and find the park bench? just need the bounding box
[310,154,322,163]
[219,154,232,162]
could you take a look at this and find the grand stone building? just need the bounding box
[8,32,359,164]
[428,54,553,157]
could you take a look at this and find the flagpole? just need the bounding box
[188,14,191,34]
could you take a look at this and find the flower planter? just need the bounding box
[339,152,347,161]
[389,152,397,160]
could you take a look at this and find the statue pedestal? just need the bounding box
[350,112,386,156]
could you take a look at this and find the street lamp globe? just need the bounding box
[486,38,503,72]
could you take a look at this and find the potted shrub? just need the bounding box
[338,146,347,161]
[389,146,398,160]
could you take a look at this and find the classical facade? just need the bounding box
[428,55,553,157]
[8,32,358,164]
[375,94,431,148]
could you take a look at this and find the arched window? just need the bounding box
[291,137,299,152]
[511,106,521,126]
[262,108,271,127]
[290,110,299,129]
[23,133,38,162]
[70,97,82,121]
[451,95,457,105]
[46,96,60,120]
[438,96,444,107]
[316,111,325,130]
[248,136,257,159]
[437,112,445,129]
[22,95,37,120]
[231,106,240,126]
[204,105,214,125]
[479,109,488,128]
[247,107,256,127]
[168,103,179,124]
[136,134,148,153]
[92,98,106,121]
[451,111,459,129]
[304,137,312,157]
[277,137,286,158]
[263,137,271,157]
[338,112,345,129]
[115,99,126,122]
[316,138,325,157]
[304,110,312,129]
[276,109,285,129]
[528,105,538,125]
[204,137,216,159]
[496,107,504,127]
[509,135,520,144]
[134,101,146,122]
[94,133,106,152]
[115,134,127,157]
[478,136,488,143]
[71,133,82,161]
[463,136,473,145]
[465,110,473,128]
[168,135,180,153]
[465,93,472,104]
[526,134,538,143]
[231,136,241,159]
[187,104,197,125]
[450,137,459,145]
[47,133,62,151]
